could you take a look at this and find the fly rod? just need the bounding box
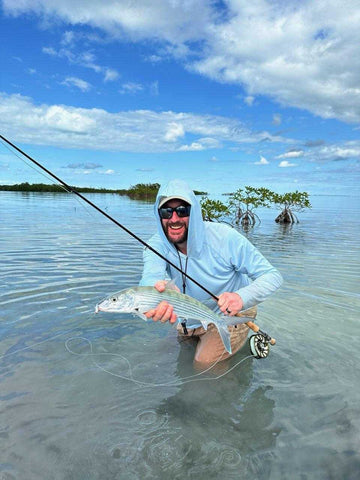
[0,134,276,348]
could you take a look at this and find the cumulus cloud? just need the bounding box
[277,150,304,159]
[164,122,185,142]
[191,2,360,124]
[178,138,221,151]
[279,160,297,168]
[0,93,284,153]
[312,142,360,162]
[255,155,269,165]
[4,1,360,122]
[3,0,213,43]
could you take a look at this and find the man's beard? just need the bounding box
[164,221,189,246]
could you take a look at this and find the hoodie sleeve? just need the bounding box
[139,234,169,286]
[227,230,283,310]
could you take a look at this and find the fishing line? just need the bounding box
[64,335,254,387]
[0,325,82,361]
[0,134,275,345]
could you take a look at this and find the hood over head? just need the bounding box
[154,179,205,258]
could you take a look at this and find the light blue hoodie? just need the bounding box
[140,179,282,325]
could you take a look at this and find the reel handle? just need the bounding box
[245,321,276,345]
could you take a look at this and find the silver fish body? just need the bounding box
[96,286,248,354]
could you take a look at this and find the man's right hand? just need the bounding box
[144,281,179,324]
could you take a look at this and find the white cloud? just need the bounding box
[105,169,115,174]
[42,45,119,82]
[164,122,185,142]
[0,93,285,153]
[279,160,297,168]
[44,105,96,132]
[178,137,220,151]
[277,150,304,159]
[244,95,255,106]
[119,82,144,94]
[5,1,360,122]
[42,46,57,56]
[146,54,162,64]
[104,68,119,82]
[3,0,213,43]
[66,162,101,169]
[255,155,269,165]
[178,142,205,151]
[272,114,282,126]
[150,81,159,96]
[61,30,76,46]
[61,76,92,92]
[313,142,360,161]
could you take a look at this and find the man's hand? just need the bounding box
[144,280,179,324]
[218,292,243,316]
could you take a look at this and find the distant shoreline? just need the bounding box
[0,182,207,201]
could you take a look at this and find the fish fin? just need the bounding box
[199,319,208,331]
[133,310,149,322]
[216,322,232,354]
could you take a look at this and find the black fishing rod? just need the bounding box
[1,134,275,353]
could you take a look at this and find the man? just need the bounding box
[140,179,283,366]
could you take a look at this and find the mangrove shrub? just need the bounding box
[200,196,229,221]
[272,191,311,224]
[228,186,272,226]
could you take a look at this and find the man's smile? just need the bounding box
[169,223,184,230]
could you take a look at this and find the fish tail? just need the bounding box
[217,323,232,354]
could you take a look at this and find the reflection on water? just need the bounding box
[1,192,360,479]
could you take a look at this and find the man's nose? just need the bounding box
[170,211,181,220]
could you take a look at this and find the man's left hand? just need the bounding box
[218,292,243,316]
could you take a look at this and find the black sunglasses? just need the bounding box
[158,205,191,219]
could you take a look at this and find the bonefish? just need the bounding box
[96,285,252,354]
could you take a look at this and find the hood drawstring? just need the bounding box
[177,249,189,335]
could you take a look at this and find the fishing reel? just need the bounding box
[249,333,270,359]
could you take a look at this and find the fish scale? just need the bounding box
[135,289,217,323]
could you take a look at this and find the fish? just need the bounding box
[96,285,251,354]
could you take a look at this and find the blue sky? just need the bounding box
[0,0,359,195]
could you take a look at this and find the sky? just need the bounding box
[0,0,359,195]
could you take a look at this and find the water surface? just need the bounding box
[1,191,359,479]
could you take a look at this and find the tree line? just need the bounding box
[1,182,310,223]
[0,182,160,199]
[201,186,311,225]
[0,182,205,201]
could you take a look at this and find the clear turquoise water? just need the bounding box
[1,191,359,479]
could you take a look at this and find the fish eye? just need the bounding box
[111,297,117,302]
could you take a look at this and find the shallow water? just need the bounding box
[1,191,359,479]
